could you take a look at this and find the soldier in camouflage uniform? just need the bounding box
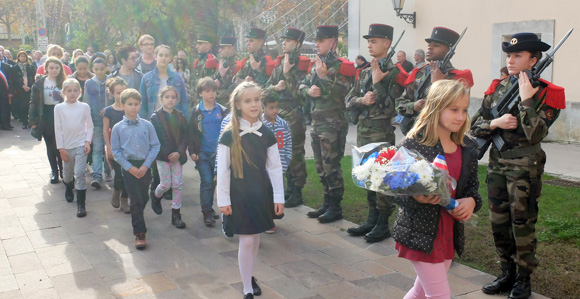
[395,27,473,135]
[345,24,404,243]
[471,33,565,299]
[191,34,218,109]
[299,25,354,223]
[236,27,270,87]
[266,27,309,208]
[215,36,238,107]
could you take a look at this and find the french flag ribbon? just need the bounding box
[0,69,8,89]
[432,154,459,210]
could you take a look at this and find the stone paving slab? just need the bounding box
[0,126,551,298]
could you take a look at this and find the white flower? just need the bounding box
[409,160,434,186]
[353,158,374,181]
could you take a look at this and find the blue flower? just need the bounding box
[362,152,379,165]
[384,171,419,191]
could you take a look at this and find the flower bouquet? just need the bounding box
[352,143,459,210]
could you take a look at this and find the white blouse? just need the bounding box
[216,119,284,207]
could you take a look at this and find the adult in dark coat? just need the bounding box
[0,61,12,130]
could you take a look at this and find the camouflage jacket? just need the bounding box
[298,53,352,116]
[471,76,564,150]
[345,59,404,124]
[266,53,308,112]
[236,49,269,87]
[214,54,238,106]
[192,52,217,84]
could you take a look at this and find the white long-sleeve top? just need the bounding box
[54,101,94,150]
[216,119,284,207]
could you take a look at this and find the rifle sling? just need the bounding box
[494,143,541,159]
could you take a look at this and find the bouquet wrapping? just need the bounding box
[352,143,459,210]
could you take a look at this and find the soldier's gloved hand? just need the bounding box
[371,59,389,84]
[413,99,426,112]
[491,114,518,130]
[362,91,376,106]
[308,85,321,98]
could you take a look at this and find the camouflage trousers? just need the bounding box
[310,115,348,198]
[280,107,307,187]
[487,148,546,273]
[357,120,396,215]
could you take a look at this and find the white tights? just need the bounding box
[238,234,260,295]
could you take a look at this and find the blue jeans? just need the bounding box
[91,126,110,181]
[197,151,216,213]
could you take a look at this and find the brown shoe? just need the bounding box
[135,233,147,250]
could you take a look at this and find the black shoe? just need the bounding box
[212,209,220,219]
[317,195,343,223]
[50,171,60,184]
[364,213,391,243]
[244,294,254,299]
[508,274,531,299]
[307,194,330,218]
[76,190,87,217]
[284,187,304,208]
[1,126,12,131]
[482,264,517,295]
[251,276,261,296]
[64,180,75,202]
[171,209,186,229]
[203,211,216,226]
[150,190,163,215]
[347,207,378,236]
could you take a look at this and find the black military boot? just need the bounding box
[508,271,532,299]
[284,186,304,208]
[150,190,163,215]
[364,212,391,242]
[307,194,330,218]
[76,190,87,217]
[171,209,186,229]
[348,207,378,236]
[482,262,517,295]
[317,195,343,223]
[347,192,378,236]
[64,180,75,202]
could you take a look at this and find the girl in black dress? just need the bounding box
[216,82,285,299]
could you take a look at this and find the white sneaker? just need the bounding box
[265,228,276,234]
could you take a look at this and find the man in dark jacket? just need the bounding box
[0,60,12,130]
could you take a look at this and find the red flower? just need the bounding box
[376,148,396,165]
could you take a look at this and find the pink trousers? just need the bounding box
[403,259,453,299]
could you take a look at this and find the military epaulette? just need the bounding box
[266,56,283,76]
[298,56,310,72]
[395,63,410,87]
[449,69,474,88]
[538,79,566,109]
[484,77,506,96]
[234,57,247,75]
[403,64,428,86]
[206,54,218,69]
[338,58,355,77]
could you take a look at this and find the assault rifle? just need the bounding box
[475,28,573,160]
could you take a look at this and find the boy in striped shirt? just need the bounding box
[262,90,292,233]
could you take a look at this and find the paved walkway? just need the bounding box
[0,125,553,298]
